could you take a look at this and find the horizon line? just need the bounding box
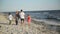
[0,10,60,12]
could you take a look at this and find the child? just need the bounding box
[8,13,13,25]
[27,14,31,26]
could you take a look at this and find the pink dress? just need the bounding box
[27,16,31,24]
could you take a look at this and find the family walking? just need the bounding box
[8,9,31,26]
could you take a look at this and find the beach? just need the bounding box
[0,13,60,34]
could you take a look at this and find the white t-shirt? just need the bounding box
[8,15,13,20]
[20,12,25,19]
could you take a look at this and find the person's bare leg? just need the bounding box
[21,20,23,26]
[9,20,11,25]
[28,22,30,28]
[22,20,25,34]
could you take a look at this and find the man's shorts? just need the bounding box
[21,18,24,22]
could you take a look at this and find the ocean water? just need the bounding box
[2,10,60,32]
[3,10,60,20]
[3,10,60,25]
[25,11,60,20]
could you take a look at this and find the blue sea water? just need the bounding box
[2,10,60,31]
[25,11,60,19]
[3,10,60,20]
[3,10,60,25]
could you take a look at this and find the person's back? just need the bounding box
[20,12,25,19]
[27,14,31,28]
[28,15,31,21]
[19,10,25,24]
[16,11,20,19]
[9,14,13,20]
[8,13,13,25]
[15,11,19,25]
[27,14,31,26]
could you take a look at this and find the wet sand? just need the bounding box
[0,13,59,34]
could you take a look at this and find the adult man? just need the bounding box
[19,10,25,24]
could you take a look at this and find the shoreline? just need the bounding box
[0,13,60,34]
[31,18,60,33]
[32,18,60,26]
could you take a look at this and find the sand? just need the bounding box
[0,14,59,34]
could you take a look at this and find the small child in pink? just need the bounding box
[27,14,31,26]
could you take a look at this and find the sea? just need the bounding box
[2,10,60,32]
[3,10,60,20]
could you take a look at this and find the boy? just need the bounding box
[8,13,13,25]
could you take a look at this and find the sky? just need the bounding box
[0,0,60,12]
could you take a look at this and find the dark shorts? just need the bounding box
[21,18,24,22]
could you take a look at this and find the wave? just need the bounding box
[32,18,60,26]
